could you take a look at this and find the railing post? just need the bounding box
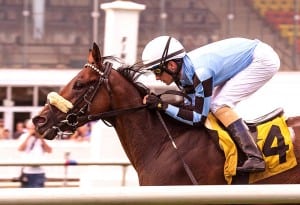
[121,165,128,186]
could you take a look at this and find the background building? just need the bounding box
[0,0,299,70]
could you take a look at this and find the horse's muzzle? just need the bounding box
[32,115,47,125]
[32,116,55,139]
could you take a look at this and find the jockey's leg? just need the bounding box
[214,106,265,172]
[210,42,279,172]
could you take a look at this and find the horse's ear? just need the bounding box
[92,42,102,64]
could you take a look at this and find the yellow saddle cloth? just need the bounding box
[205,113,297,184]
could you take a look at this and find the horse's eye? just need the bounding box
[73,81,84,90]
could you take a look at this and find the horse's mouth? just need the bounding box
[36,124,76,140]
[34,123,58,140]
[36,127,58,140]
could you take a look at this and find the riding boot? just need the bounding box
[214,106,265,173]
[226,118,266,172]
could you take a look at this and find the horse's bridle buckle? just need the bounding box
[66,113,78,127]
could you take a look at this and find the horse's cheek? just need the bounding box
[92,92,111,112]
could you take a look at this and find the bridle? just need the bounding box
[46,61,146,139]
[69,62,112,123]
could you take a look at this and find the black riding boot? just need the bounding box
[227,119,266,172]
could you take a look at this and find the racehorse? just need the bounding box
[33,42,300,185]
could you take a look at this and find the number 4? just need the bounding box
[262,125,289,164]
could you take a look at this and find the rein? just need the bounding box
[155,110,199,185]
[78,104,147,123]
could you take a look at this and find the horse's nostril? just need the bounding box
[32,116,47,126]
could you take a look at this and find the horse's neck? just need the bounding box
[113,110,163,169]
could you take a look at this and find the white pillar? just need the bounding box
[100,1,146,65]
[32,0,45,39]
[91,0,100,44]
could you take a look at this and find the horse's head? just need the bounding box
[33,42,145,140]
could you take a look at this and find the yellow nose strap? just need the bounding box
[47,92,73,113]
[214,106,240,127]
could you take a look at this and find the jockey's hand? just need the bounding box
[143,94,167,110]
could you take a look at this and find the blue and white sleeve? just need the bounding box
[164,71,213,126]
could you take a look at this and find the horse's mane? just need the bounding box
[100,57,199,137]
[103,56,150,97]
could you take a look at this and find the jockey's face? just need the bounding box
[155,70,174,85]
[154,60,179,85]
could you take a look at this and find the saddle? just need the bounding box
[246,107,283,130]
[205,107,297,184]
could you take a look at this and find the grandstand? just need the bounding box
[248,0,300,66]
[0,0,298,70]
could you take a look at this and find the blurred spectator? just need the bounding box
[18,119,52,188]
[70,123,91,141]
[13,121,25,140]
[1,128,11,140]
[0,118,4,139]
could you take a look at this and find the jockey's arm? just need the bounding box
[164,75,213,126]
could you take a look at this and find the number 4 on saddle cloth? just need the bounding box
[205,107,297,184]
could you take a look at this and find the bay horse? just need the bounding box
[33,42,300,185]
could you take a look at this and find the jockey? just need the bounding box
[142,36,280,173]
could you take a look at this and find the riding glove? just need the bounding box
[145,94,167,110]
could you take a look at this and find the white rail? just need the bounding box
[0,161,130,167]
[0,161,132,187]
[0,185,300,204]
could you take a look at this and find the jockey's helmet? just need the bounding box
[142,36,186,70]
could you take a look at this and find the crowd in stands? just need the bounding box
[0,118,91,141]
[250,0,300,53]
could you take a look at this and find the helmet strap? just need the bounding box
[159,37,172,68]
[159,37,183,83]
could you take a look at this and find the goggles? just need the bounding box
[150,64,164,76]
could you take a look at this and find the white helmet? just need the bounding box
[142,36,186,69]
